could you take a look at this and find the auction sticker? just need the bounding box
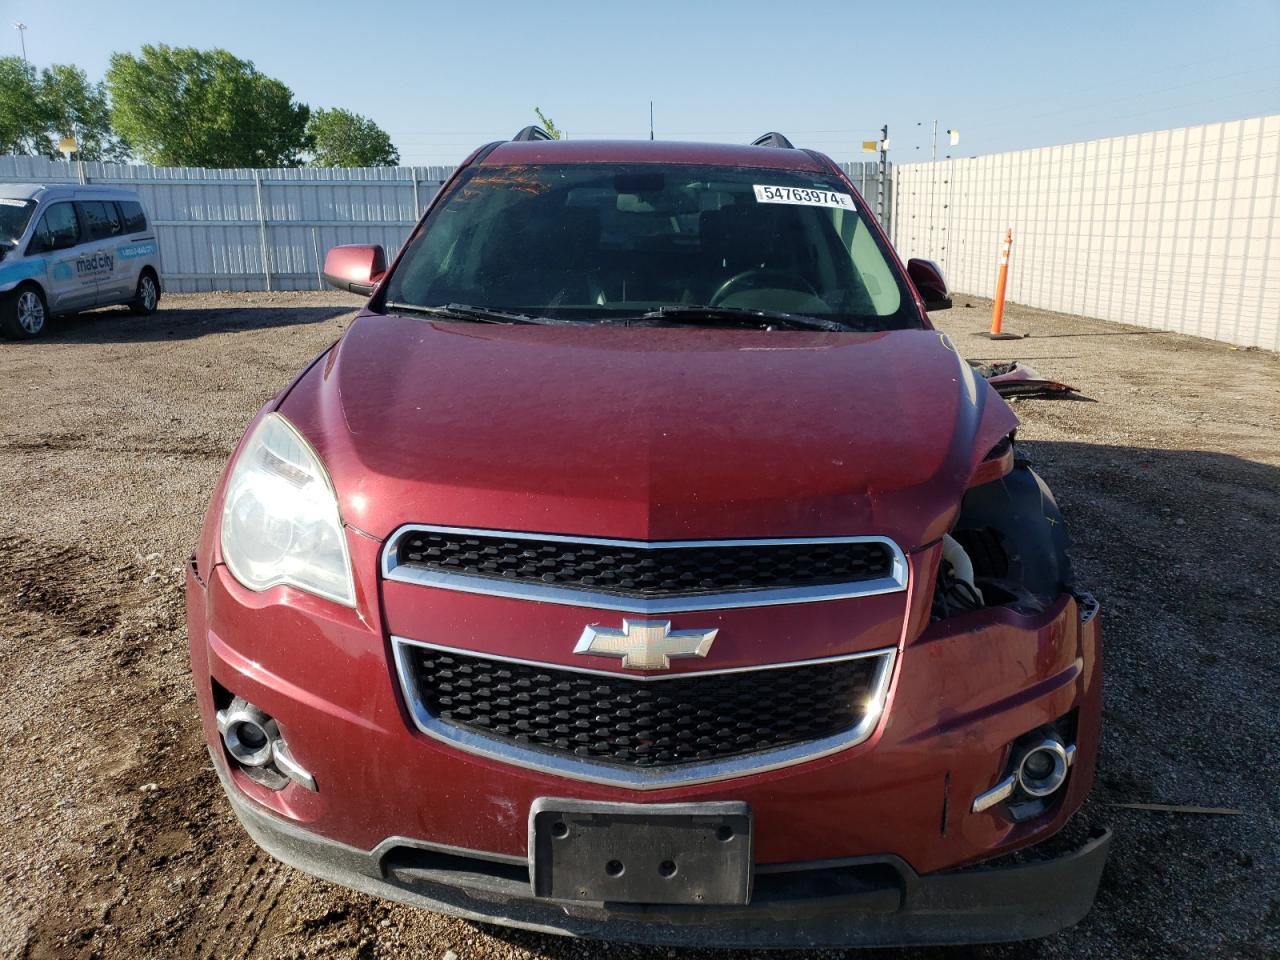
[753,185,855,210]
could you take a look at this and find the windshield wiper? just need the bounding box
[384,302,572,326]
[634,304,850,333]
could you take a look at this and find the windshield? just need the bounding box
[0,198,36,245]
[383,163,920,331]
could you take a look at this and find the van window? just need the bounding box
[29,203,80,254]
[80,201,123,241]
[118,200,148,234]
[0,198,36,243]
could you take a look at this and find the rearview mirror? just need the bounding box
[322,244,387,297]
[907,258,952,312]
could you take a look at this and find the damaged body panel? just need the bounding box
[939,453,1075,618]
[972,360,1081,399]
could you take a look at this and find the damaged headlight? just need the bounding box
[220,413,355,606]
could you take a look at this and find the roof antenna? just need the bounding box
[649,101,654,141]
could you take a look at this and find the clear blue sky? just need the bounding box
[11,0,1280,167]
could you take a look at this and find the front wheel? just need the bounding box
[0,286,48,339]
[130,272,160,316]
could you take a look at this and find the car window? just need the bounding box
[384,163,917,331]
[0,198,36,244]
[79,201,123,242]
[30,203,80,254]
[118,200,148,234]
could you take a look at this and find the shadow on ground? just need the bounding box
[7,302,353,345]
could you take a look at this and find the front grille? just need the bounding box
[395,530,895,599]
[403,646,887,769]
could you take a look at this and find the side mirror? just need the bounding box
[907,258,953,312]
[322,244,387,297]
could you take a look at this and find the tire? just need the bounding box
[129,271,160,316]
[0,285,49,340]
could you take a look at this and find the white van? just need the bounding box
[0,183,163,339]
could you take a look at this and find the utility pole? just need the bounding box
[921,120,959,161]
[877,123,888,226]
[14,22,27,63]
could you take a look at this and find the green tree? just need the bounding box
[106,45,310,167]
[306,108,399,167]
[534,107,562,140]
[0,57,54,156]
[0,58,125,160]
[38,64,128,162]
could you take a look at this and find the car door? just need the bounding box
[114,199,155,300]
[27,202,98,313]
[76,201,127,305]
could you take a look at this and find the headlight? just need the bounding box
[220,413,355,606]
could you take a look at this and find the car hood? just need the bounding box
[279,313,1017,550]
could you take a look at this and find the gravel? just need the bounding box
[0,291,1275,959]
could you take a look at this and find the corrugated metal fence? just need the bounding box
[0,155,453,292]
[840,161,892,227]
[893,114,1280,350]
[0,156,892,294]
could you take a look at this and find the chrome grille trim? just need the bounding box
[381,525,909,613]
[392,636,898,789]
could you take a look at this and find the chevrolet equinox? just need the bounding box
[186,129,1108,948]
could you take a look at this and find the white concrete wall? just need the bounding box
[892,115,1280,350]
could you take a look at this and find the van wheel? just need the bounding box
[1,285,48,339]
[130,271,160,316]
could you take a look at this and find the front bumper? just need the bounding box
[189,526,1107,946]
[216,754,1110,948]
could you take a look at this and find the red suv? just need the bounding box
[187,129,1108,948]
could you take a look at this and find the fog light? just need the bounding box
[1016,738,1070,797]
[215,695,317,791]
[971,730,1077,814]
[217,700,274,768]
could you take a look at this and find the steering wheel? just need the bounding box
[708,269,819,307]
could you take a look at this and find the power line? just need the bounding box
[1052,85,1279,132]
[1001,65,1278,127]
[963,42,1280,120]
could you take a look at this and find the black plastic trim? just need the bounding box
[469,141,504,164]
[512,126,554,142]
[213,753,1111,948]
[751,132,795,149]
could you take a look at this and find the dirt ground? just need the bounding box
[0,291,1276,960]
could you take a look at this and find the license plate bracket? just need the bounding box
[530,798,752,905]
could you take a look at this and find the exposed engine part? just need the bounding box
[932,535,985,620]
[941,534,983,604]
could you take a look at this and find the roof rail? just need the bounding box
[512,125,555,142]
[751,132,795,149]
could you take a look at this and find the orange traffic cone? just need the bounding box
[982,228,1025,340]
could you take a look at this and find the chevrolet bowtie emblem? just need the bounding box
[574,619,719,670]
